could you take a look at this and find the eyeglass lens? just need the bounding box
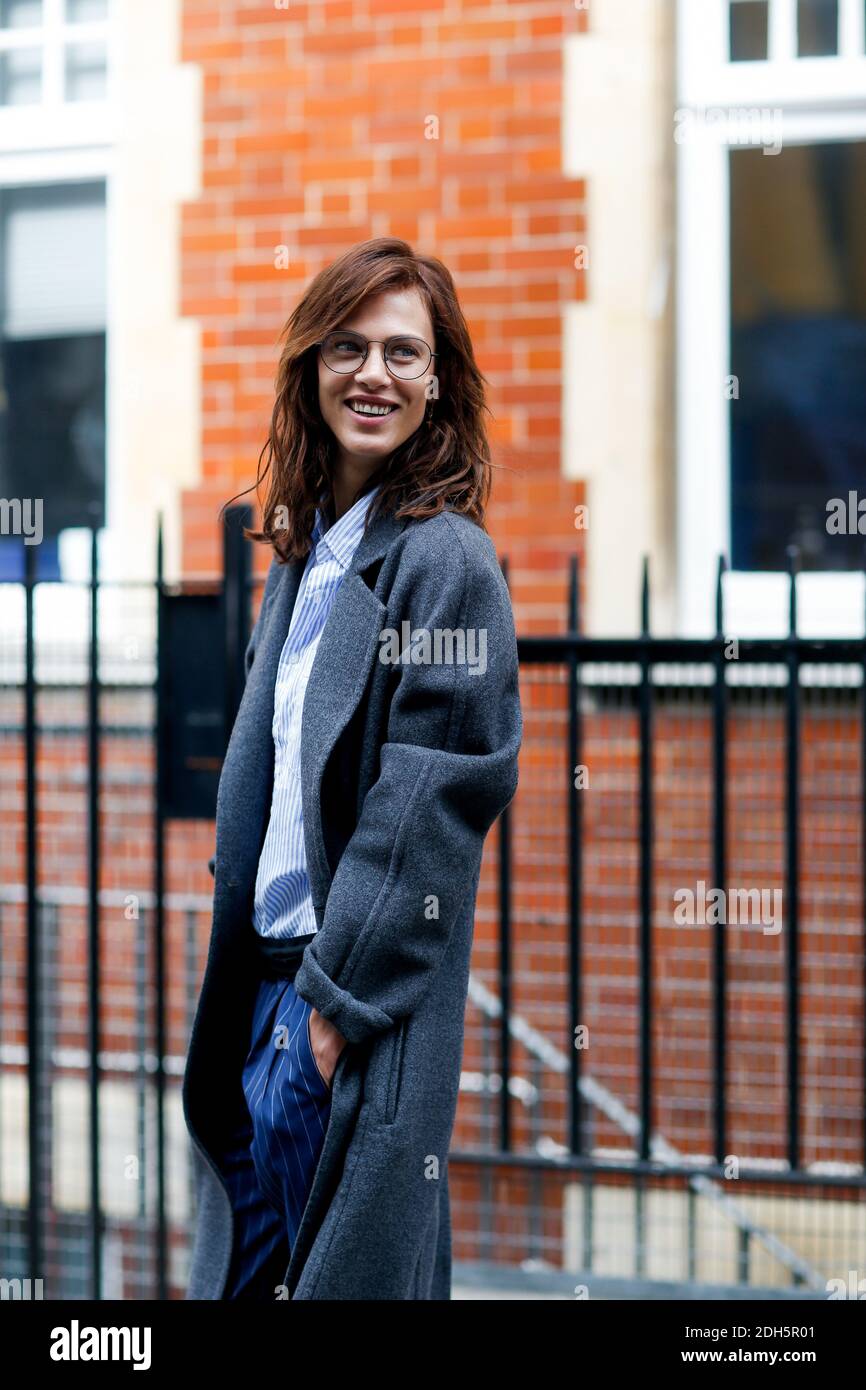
[321,332,431,379]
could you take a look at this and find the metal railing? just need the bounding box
[1,525,864,1298]
[448,547,866,1295]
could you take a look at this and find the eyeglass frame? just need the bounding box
[317,330,438,380]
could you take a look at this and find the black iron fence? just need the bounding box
[1,519,864,1299]
[2,509,259,1301]
[449,549,866,1296]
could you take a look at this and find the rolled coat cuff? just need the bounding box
[293,948,395,1045]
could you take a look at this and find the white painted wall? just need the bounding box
[562,0,676,635]
[103,0,201,586]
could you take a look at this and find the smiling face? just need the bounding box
[317,286,436,491]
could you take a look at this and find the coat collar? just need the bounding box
[338,500,409,579]
[266,501,409,654]
[309,484,381,572]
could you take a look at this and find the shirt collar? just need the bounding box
[310,484,381,571]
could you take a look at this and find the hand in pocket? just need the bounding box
[308,1006,347,1089]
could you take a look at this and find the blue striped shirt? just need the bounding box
[253,484,381,939]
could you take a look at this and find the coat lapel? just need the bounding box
[300,507,408,919]
[222,505,409,929]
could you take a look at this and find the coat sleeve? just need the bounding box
[292,522,522,1045]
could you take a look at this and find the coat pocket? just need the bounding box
[304,1006,332,1095]
[382,1017,408,1125]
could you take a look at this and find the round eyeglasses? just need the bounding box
[318,331,436,381]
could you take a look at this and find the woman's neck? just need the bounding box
[332,459,381,522]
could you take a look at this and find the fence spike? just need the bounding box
[568,552,580,634]
[156,511,164,586]
[786,544,799,637]
[640,555,650,637]
[715,554,727,637]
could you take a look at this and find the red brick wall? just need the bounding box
[179,0,589,632]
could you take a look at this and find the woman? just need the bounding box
[182,236,522,1301]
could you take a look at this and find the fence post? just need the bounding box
[223,505,253,745]
[713,554,729,1164]
[153,515,168,1298]
[568,553,584,1156]
[785,545,801,1171]
[87,525,103,1299]
[24,534,42,1290]
[638,556,653,1164]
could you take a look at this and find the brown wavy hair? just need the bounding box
[220,236,494,561]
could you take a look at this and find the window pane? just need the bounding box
[0,45,40,103]
[64,39,106,100]
[65,0,107,20]
[0,183,107,555]
[3,181,106,337]
[729,142,866,572]
[0,0,42,27]
[0,333,106,545]
[730,0,769,61]
[798,0,839,55]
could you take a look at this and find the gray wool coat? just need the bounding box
[182,504,522,1300]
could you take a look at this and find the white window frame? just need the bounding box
[0,0,113,142]
[0,0,117,590]
[676,0,866,637]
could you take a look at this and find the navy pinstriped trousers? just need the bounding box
[218,975,332,1300]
